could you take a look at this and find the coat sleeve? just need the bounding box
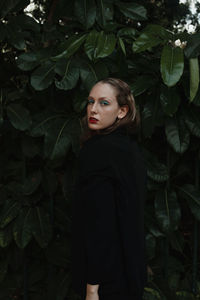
[82,174,121,285]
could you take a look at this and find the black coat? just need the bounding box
[71,127,147,299]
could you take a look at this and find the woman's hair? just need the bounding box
[81,78,140,142]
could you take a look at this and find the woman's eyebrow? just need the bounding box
[88,96,112,100]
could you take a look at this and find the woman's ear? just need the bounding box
[118,105,129,119]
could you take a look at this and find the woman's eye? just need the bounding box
[100,100,109,105]
[88,99,94,105]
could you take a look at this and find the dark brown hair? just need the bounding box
[81,78,140,142]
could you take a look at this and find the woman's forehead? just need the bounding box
[89,82,117,98]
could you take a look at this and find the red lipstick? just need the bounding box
[89,117,98,124]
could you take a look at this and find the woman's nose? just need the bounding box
[91,102,98,113]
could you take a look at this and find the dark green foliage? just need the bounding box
[0,0,200,299]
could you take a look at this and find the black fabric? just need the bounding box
[71,127,147,299]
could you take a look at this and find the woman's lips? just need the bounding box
[89,117,98,124]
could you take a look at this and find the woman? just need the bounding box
[71,78,147,300]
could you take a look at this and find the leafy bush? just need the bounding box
[0,0,200,299]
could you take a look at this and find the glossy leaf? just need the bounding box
[161,45,184,87]
[184,106,200,137]
[189,58,199,102]
[44,116,80,160]
[80,59,109,91]
[55,58,79,90]
[118,37,126,55]
[118,27,137,38]
[31,207,52,248]
[184,32,200,58]
[96,0,113,27]
[84,31,116,60]
[17,52,40,71]
[165,117,190,153]
[13,208,32,248]
[155,189,181,233]
[74,0,96,29]
[142,149,169,182]
[132,25,169,53]
[96,32,116,59]
[31,61,55,91]
[30,112,65,137]
[84,30,99,60]
[131,75,157,96]
[116,2,147,21]
[141,94,164,138]
[7,103,32,131]
[52,34,87,61]
[178,184,200,221]
[160,85,180,116]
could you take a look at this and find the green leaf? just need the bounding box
[80,59,109,91]
[143,287,162,300]
[160,85,180,116]
[155,189,181,233]
[118,37,126,55]
[30,112,65,137]
[17,52,39,71]
[52,34,87,61]
[0,199,20,229]
[43,115,80,160]
[183,105,200,137]
[116,2,147,21]
[55,58,79,90]
[161,45,184,87]
[13,208,32,248]
[189,58,199,102]
[165,116,190,154]
[84,30,99,60]
[0,224,12,248]
[84,31,116,60]
[184,32,200,58]
[23,170,42,195]
[7,103,32,131]
[133,33,161,53]
[141,93,163,137]
[31,61,55,91]
[178,184,200,221]
[7,25,26,50]
[117,27,137,38]
[31,207,52,248]
[74,0,96,29]
[96,0,113,27]
[142,149,169,182]
[132,25,170,53]
[96,31,116,59]
[131,75,157,96]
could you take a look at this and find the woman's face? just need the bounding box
[87,83,126,131]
